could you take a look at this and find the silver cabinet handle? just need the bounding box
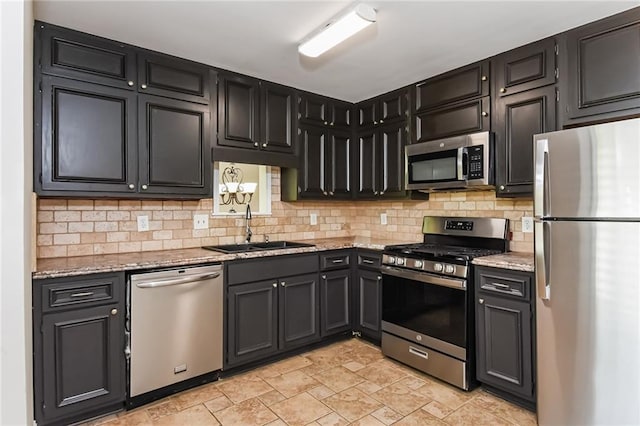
[111,308,118,315]
[479,299,484,304]
[481,75,487,81]
[128,184,135,190]
[127,81,134,87]
[141,84,147,89]
[362,259,374,264]
[70,291,94,298]
[332,259,344,264]
[272,283,277,287]
[490,283,510,289]
[136,272,221,288]
[141,184,148,190]
[482,111,488,117]
[409,346,428,360]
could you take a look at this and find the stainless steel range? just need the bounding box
[381,216,509,390]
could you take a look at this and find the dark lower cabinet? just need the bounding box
[354,252,382,342]
[33,273,126,426]
[475,266,535,407]
[279,273,320,349]
[319,251,352,338]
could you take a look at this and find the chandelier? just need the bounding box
[219,164,257,213]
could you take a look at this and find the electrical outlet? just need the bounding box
[193,214,209,230]
[522,216,534,233]
[310,213,318,226]
[380,213,388,225]
[137,215,149,232]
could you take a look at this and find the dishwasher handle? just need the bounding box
[135,272,221,288]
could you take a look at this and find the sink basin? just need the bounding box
[202,241,315,254]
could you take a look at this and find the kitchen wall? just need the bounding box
[36,168,534,259]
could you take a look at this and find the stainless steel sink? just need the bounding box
[202,241,315,254]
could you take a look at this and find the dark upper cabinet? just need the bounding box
[137,51,211,104]
[37,76,138,195]
[33,273,125,426]
[217,73,260,149]
[475,267,535,404]
[414,97,490,143]
[261,81,296,154]
[493,38,557,98]
[414,60,490,113]
[297,125,352,200]
[494,85,557,197]
[36,21,136,91]
[560,7,640,125]
[357,89,408,128]
[138,95,211,196]
[356,121,407,199]
[279,273,320,350]
[299,93,352,129]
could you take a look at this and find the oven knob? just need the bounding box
[414,260,423,268]
[396,258,405,266]
[434,263,443,272]
[445,264,455,274]
[388,257,396,264]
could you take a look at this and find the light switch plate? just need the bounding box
[310,213,318,226]
[380,213,388,225]
[193,214,209,230]
[522,216,534,233]
[137,215,149,232]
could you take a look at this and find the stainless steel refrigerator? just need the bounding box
[534,118,640,425]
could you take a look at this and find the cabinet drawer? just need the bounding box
[227,254,318,285]
[477,269,532,300]
[38,273,123,312]
[357,251,382,269]
[320,252,351,270]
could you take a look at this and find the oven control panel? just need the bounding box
[445,220,474,231]
[382,254,467,279]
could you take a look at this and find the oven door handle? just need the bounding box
[381,266,467,290]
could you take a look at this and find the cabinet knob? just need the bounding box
[323,191,328,196]
[374,120,378,125]
[322,274,327,279]
[380,191,385,195]
[479,299,484,304]
[481,75,487,81]
[329,191,334,196]
[374,191,379,195]
[262,143,267,148]
[499,185,505,190]
[377,276,382,280]
[380,119,384,123]
[272,283,277,288]
[481,111,488,117]
[127,81,134,87]
[128,183,135,190]
[140,84,148,89]
[141,184,148,190]
[111,308,118,315]
[280,282,285,287]
[254,142,259,147]
[499,88,506,93]
[324,121,328,125]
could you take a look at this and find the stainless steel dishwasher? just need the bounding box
[127,264,223,398]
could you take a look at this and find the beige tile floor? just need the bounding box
[83,339,537,426]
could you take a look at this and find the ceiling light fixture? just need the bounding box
[298,3,376,58]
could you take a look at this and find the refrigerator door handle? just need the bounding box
[534,138,549,218]
[535,220,551,300]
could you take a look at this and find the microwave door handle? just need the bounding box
[457,147,468,181]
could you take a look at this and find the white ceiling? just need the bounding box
[35,1,639,103]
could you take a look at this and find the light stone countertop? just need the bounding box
[472,252,535,272]
[33,237,414,280]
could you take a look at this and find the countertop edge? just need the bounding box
[472,252,535,273]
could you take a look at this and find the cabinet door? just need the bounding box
[379,89,408,124]
[330,101,353,128]
[414,97,490,143]
[562,8,640,122]
[476,295,533,400]
[227,280,279,367]
[137,52,211,104]
[299,125,327,198]
[279,273,320,350]
[355,269,382,341]
[321,270,352,337]
[261,81,295,154]
[218,74,260,149]
[355,129,378,198]
[357,99,378,128]
[495,86,557,197]
[37,22,136,90]
[138,95,211,197]
[38,76,138,195]
[415,60,489,112]
[378,122,407,199]
[327,129,352,199]
[298,93,328,126]
[39,304,125,423]
[494,38,557,98]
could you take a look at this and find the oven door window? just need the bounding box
[382,273,467,349]
[408,149,462,183]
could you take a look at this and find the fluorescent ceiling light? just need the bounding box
[298,3,376,58]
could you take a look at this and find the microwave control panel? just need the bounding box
[468,145,484,179]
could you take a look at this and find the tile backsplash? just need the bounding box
[36,168,533,258]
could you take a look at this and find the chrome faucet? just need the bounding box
[244,204,252,243]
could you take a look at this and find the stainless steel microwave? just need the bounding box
[405,131,494,192]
